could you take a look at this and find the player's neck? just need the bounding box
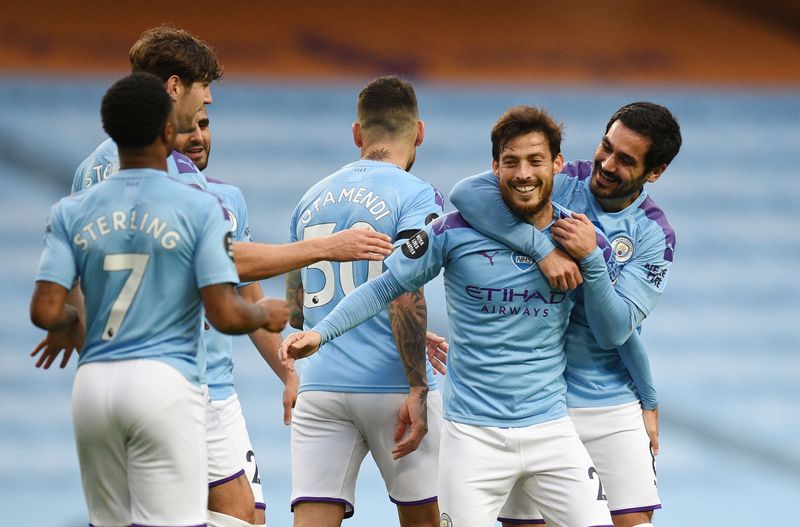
[360,141,414,171]
[529,202,555,230]
[596,188,643,213]
[118,147,169,172]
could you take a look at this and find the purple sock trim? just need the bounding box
[291,496,354,519]
[611,503,662,515]
[255,502,267,510]
[389,495,437,507]
[208,468,246,488]
[497,517,545,525]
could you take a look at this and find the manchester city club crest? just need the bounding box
[511,251,536,272]
[611,235,634,263]
[440,513,453,527]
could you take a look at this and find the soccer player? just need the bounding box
[35,24,391,527]
[281,106,634,527]
[70,24,394,281]
[445,101,682,527]
[176,108,299,526]
[284,75,443,527]
[29,72,278,527]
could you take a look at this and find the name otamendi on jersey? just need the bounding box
[298,186,392,225]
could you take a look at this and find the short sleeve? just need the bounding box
[194,199,241,288]
[35,203,77,289]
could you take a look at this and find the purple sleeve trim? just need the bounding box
[256,502,266,510]
[497,517,546,525]
[291,496,354,519]
[611,503,662,515]
[639,197,675,262]
[205,176,227,185]
[389,495,437,506]
[432,212,471,236]
[208,468,246,488]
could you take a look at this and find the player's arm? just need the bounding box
[240,281,300,424]
[285,269,305,330]
[30,281,80,332]
[388,286,429,459]
[553,213,643,348]
[201,282,284,335]
[233,228,393,282]
[449,172,582,290]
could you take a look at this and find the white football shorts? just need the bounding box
[210,393,265,511]
[290,390,442,518]
[439,417,613,527]
[206,389,246,487]
[72,359,207,527]
[498,401,660,523]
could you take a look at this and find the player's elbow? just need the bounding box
[30,301,60,330]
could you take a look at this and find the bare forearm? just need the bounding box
[249,329,292,383]
[32,303,79,331]
[235,241,325,282]
[389,288,428,388]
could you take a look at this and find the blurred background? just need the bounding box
[1,1,799,525]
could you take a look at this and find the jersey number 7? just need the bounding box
[102,253,150,340]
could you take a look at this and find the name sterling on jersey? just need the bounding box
[73,210,181,251]
[299,187,392,224]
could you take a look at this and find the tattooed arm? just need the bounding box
[388,287,429,459]
[285,269,304,330]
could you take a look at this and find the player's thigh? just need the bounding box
[291,391,369,519]
[351,390,441,505]
[212,393,265,509]
[571,403,661,514]
[517,417,612,527]
[497,476,545,525]
[120,359,208,526]
[438,420,521,527]
[72,362,131,526]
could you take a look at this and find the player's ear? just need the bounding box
[553,152,564,174]
[646,163,667,183]
[415,120,425,147]
[352,122,363,148]
[491,159,500,178]
[164,75,181,103]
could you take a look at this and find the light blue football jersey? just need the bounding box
[72,138,208,193]
[384,207,617,427]
[449,161,676,409]
[289,160,443,394]
[36,168,239,384]
[203,177,253,401]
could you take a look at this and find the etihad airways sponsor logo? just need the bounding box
[464,285,567,304]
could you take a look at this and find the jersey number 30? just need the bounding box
[302,222,383,308]
[102,253,150,341]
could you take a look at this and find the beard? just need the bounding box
[499,179,550,222]
[589,160,643,201]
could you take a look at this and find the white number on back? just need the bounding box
[102,253,150,340]
[302,222,383,308]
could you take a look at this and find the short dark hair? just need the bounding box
[606,102,682,173]
[491,106,563,161]
[357,75,419,137]
[102,72,173,148]
[129,24,223,85]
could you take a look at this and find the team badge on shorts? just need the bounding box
[611,235,634,263]
[440,512,453,527]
